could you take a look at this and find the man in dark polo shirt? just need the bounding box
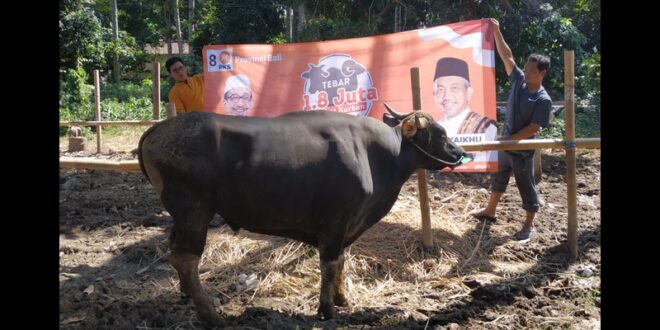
[471,18,553,242]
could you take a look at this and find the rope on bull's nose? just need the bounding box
[407,139,465,166]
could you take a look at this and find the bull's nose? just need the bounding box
[459,153,472,165]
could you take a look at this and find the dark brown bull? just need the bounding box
[137,104,467,327]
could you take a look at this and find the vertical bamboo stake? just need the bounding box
[166,103,177,118]
[94,70,102,154]
[410,68,433,250]
[564,50,577,259]
[152,62,161,120]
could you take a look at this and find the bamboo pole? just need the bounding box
[458,138,600,152]
[59,157,141,173]
[410,67,433,250]
[564,50,577,259]
[152,62,161,120]
[496,101,564,106]
[59,138,600,174]
[60,120,161,127]
[94,70,102,153]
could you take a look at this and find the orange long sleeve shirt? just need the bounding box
[168,74,205,114]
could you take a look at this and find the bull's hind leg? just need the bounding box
[317,234,347,320]
[165,199,222,327]
[333,252,350,308]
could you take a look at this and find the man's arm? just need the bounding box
[485,122,497,141]
[168,89,186,114]
[499,123,542,141]
[490,18,515,76]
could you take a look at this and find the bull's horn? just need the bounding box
[415,114,429,129]
[383,102,412,120]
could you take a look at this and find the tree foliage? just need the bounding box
[60,0,600,124]
[191,0,287,56]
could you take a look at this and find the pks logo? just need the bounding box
[300,54,378,116]
[208,49,233,72]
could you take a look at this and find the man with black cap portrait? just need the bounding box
[433,56,497,162]
[433,57,497,137]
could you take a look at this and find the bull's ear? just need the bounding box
[401,118,417,138]
[383,113,400,127]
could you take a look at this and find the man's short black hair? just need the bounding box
[166,57,185,73]
[528,54,550,72]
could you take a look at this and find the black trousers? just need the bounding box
[490,150,540,213]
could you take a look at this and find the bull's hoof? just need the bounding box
[317,304,337,320]
[334,294,350,307]
[197,307,224,329]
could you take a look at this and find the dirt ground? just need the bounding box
[59,133,600,329]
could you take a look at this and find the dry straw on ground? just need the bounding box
[59,127,601,328]
[186,186,537,322]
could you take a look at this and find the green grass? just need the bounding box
[579,287,601,309]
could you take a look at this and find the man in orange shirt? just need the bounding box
[166,57,205,114]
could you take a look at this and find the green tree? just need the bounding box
[59,0,105,71]
[192,0,286,55]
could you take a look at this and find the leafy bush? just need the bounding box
[60,75,165,136]
[538,115,565,139]
[102,79,152,102]
[60,67,95,122]
[575,108,600,138]
[576,52,601,110]
[538,107,600,139]
[100,97,154,122]
[101,78,167,121]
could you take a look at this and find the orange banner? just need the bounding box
[203,19,497,172]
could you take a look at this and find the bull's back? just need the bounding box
[138,113,229,197]
[139,111,401,240]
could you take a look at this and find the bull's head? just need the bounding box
[382,102,468,170]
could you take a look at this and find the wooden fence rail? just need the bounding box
[60,120,161,127]
[59,137,600,173]
[60,51,595,259]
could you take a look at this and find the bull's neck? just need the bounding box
[391,126,419,178]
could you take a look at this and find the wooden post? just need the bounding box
[152,62,161,120]
[166,103,177,118]
[410,68,433,250]
[564,50,578,259]
[94,70,102,154]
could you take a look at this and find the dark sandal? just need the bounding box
[472,214,497,222]
[514,226,535,241]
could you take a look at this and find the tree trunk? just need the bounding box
[296,5,305,33]
[111,0,120,82]
[188,0,195,43]
[288,7,293,42]
[394,5,400,32]
[164,2,172,58]
[174,0,183,57]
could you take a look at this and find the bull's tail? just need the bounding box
[137,122,160,184]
